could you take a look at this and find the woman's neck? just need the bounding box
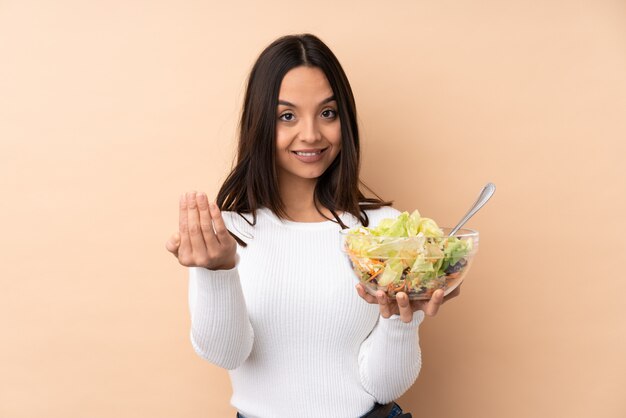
[278,176,332,222]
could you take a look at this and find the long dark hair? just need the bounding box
[216,33,391,245]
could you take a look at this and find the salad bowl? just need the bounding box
[341,224,479,301]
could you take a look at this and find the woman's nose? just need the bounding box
[298,117,321,142]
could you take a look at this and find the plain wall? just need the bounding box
[1,0,625,417]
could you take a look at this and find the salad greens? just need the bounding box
[343,210,474,299]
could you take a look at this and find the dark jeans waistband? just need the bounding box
[236,401,405,418]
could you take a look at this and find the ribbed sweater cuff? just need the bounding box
[190,254,242,309]
[378,310,425,333]
[192,261,240,293]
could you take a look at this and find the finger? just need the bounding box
[178,194,192,260]
[443,286,461,303]
[209,202,231,244]
[377,291,392,319]
[396,292,413,323]
[424,289,445,316]
[165,232,180,256]
[196,192,218,246]
[186,191,208,256]
[355,283,378,304]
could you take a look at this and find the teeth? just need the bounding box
[295,151,321,156]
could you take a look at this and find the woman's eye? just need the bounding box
[279,113,295,122]
[321,109,337,119]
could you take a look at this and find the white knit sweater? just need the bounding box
[188,206,424,418]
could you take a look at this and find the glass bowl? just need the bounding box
[340,227,479,300]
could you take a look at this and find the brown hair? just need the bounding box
[216,33,391,245]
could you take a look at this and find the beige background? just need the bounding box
[1,0,625,417]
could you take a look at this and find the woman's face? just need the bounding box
[275,66,341,186]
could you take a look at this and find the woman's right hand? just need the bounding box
[165,191,237,270]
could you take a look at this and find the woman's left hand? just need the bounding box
[355,284,461,323]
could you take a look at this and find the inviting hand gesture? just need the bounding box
[355,284,461,323]
[165,191,237,270]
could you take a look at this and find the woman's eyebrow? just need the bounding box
[277,95,336,107]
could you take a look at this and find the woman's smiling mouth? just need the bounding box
[291,147,329,162]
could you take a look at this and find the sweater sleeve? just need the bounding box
[188,258,254,370]
[358,311,425,403]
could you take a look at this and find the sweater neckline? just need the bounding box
[258,207,350,230]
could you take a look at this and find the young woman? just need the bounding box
[166,33,459,418]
